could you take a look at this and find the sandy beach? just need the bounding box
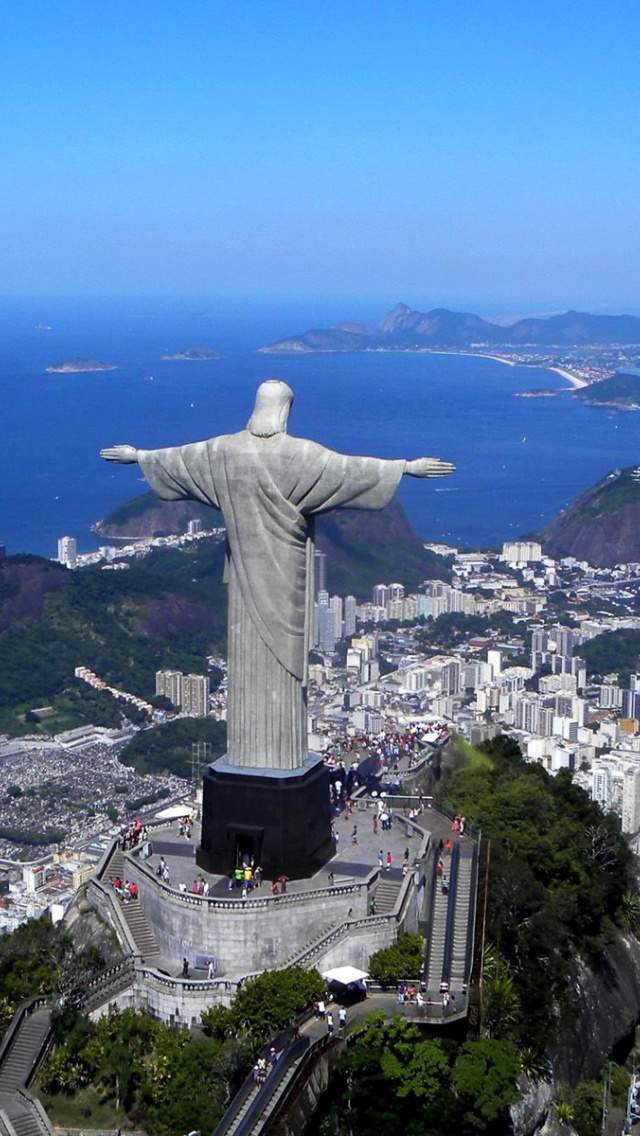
[546,365,588,389]
[424,349,587,389]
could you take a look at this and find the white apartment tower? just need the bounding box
[182,674,210,717]
[330,595,343,640]
[58,535,77,568]
[155,669,183,708]
[344,595,357,638]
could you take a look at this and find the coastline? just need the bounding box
[546,365,587,389]
[423,349,587,389]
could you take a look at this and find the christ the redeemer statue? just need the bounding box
[101,380,454,774]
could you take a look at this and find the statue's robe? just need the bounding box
[138,431,405,770]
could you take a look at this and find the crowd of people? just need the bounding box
[110,875,138,902]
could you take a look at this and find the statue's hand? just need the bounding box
[405,457,455,478]
[100,444,139,465]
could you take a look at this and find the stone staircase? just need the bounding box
[425,886,449,992]
[373,878,401,913]
[449,852,473,993]
[108,851,160,962]
[0,1093,52,1136]
[0,1009,51,1093]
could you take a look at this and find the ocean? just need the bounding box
[1,296,639,558]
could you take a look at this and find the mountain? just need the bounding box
[574,367,640,408]
[95,492,451,596]
[260,302,640,353]
[541,466,640,566]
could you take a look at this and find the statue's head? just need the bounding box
[247,380,294,437]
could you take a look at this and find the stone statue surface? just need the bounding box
[101,380,454,771]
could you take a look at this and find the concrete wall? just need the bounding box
[129,858,371,974]
[88,968,234,1027]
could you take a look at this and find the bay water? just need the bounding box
[1,297,638,558]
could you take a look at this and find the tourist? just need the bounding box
[351,825,358,845]
[271,881,280,896]
[269,1046,278,1066]
[207,960,215,979]
[386,851,392,872]
[327,871,334,887]
[326,1012,334,1034]
[317,999,326,1020]
[254,865,263,887]
[338,1007,347,1033]
[182,957,190,978]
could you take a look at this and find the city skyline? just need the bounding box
[1,1,639,312]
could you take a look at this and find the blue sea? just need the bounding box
[1,296,639,558]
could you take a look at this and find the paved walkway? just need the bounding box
[144,796,463,902]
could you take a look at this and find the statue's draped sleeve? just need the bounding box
[137,440,223,511]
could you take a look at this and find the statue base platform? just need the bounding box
[196,754,334,880]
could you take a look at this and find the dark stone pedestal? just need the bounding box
[196,754,334,880]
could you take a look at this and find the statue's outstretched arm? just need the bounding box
[404,457,455,478]
[100,445,139,465]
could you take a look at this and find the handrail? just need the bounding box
[0,995,49,1079]
[13,1089,55,1136]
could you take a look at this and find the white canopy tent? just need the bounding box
[322,966,369,986]
[154,803,195,820]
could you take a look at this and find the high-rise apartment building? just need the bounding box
[316,601,336,654]
[314,550,327,599]
[156,669,183,707]
[58,536,77,568]
[344,595,357,638]
[330,595,343,640]
[501,540,542,563]
[182,674,210,717]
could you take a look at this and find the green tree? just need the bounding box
[451,1038,520,1131]
[201,966,324,1048]
[368,933,424,985]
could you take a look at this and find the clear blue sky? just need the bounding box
[1,0,639,313]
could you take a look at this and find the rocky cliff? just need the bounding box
[541,466,640,567]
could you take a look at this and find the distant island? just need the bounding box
[161,348,220,361]
[574,368,640,409]
[260,302,640,353]
[514,389,557,399]
[46,358,117,373]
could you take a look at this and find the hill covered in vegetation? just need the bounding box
[94,494,451,597]
[574,368,640,409]
[444,735,637,1081]
[0,501,449,735]
[541,465,640,566]
[0,546,228,735]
